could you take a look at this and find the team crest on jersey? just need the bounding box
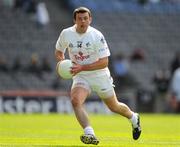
[77,41,82,48]
[74,51,90,61]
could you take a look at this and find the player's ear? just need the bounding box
[73,18,76,24]
[89,16,92,24]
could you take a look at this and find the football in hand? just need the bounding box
[57,59,73,79]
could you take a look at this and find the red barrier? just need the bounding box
[0,90,69,97]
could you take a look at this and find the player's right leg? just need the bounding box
[80,134,99,145]
[71,78,99,145]
[71,87,90,129]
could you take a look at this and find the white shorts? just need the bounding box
[71,73,115,99]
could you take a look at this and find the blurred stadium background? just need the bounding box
[0,0,180,114]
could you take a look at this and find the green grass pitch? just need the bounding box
[0,113,180,146]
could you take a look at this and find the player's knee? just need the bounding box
[71,97,81,107]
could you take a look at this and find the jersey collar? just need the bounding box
[72,25,91,34]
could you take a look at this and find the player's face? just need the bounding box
[74,12,92,34]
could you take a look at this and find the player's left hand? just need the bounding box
[70,62,83,76]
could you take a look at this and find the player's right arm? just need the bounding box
[55,49,65,73]
[55,29,68,71]
[55,29,68,61]
[55,49,65,62]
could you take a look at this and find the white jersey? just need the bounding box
[56,25,111,76]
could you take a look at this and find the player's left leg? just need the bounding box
[93,73,141,140]
[102,92,133,118]
[102,92,141,140]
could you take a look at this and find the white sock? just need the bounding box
[129,112,138,128]
[84,126,95,135]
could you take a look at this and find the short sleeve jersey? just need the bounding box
[56,25,111,75]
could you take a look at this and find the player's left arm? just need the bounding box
[71,57,108,75]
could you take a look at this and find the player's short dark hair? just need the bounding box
[73,7,91,20]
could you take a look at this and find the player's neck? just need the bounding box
[75,25,88,34]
